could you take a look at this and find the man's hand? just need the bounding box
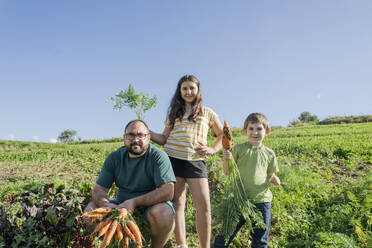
[118,198,137,214]
[103,202,119,209]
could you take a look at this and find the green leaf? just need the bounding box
[46,208,58,226]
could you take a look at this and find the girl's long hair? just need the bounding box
[168,75,203,130]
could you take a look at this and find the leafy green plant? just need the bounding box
[214,157,265,241]
[0,183,90,248]
[312,232,359,248]
[109,84,157,120]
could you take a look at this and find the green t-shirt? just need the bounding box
[96,144,176,204]
[232,142,279,203]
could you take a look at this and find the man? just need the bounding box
[85,120,176,248]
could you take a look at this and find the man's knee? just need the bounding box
[147,203,174,226]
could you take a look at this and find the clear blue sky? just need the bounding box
[1,0,371,142]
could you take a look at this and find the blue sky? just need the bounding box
[1,0,371,143]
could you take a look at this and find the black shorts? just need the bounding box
[169,156,208,178]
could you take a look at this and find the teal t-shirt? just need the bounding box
[96,144,176,203]
[232,142,279,203]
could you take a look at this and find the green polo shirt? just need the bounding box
[232,142,279,203]
[96,144,176,203]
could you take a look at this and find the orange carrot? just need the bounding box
[122,223,136,241]
[119,208,128,220]
[115,224,124,241]
[83,213,106,219]
[90,207,111,214]
[98,219,113,237]
[122,235,129,248]
[222,120,233,150]
[100,220,118,248]
[93,219,111,234]
[127,220,142,247]
[92,207,110,212]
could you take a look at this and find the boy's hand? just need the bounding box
[223,150,232,160]
[268,174,281,185]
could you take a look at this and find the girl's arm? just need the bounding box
[150,126,171,145]
[210,118,223,153]
[196,118,224,155]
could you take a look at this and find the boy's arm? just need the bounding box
[267,173,281,185]
[223,150,232,175]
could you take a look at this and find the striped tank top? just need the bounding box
[164,106,218,161]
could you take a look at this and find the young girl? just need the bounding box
[151,75,223,248]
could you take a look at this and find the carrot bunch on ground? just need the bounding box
[83,208,143,248]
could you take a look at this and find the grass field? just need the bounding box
[1,122,371,247]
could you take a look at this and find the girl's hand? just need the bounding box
[223,150,232,160]
[195,142,215,155]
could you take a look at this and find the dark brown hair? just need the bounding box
[244,113,271,131]
[168,75,203,129]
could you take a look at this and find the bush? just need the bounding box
[0,183,91,248]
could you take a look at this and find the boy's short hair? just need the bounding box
[244,113,271,131]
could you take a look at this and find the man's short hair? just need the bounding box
[124,120,150,133]
[244,113,270,131]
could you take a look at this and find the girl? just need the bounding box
[151,75,223,248]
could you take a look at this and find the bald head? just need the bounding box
[124,120,149,133]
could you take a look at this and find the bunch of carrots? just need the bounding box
[83,207,142,248]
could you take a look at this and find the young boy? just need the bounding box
[213,113,280,248]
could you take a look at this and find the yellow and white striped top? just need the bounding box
[164,106,218,161]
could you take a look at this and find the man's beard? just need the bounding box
[127,142,148,156]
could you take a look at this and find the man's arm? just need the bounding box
[118,182,174,213]
[92,184,118,208]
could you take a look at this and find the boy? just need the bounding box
[213,113,280,248]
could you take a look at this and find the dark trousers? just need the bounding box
[212,202,271,248]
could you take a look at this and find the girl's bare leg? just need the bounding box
[173,176,187,246]
[187,178,211,248]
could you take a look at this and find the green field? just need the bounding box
[1,122,371,247]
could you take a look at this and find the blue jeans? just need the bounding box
[212,202,271,248]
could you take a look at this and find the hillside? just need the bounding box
[1,122,371,247]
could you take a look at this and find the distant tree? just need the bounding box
[58,129,77,143]
[298,111,319,123]
[108,84,157,120]
[289,112,319,126]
